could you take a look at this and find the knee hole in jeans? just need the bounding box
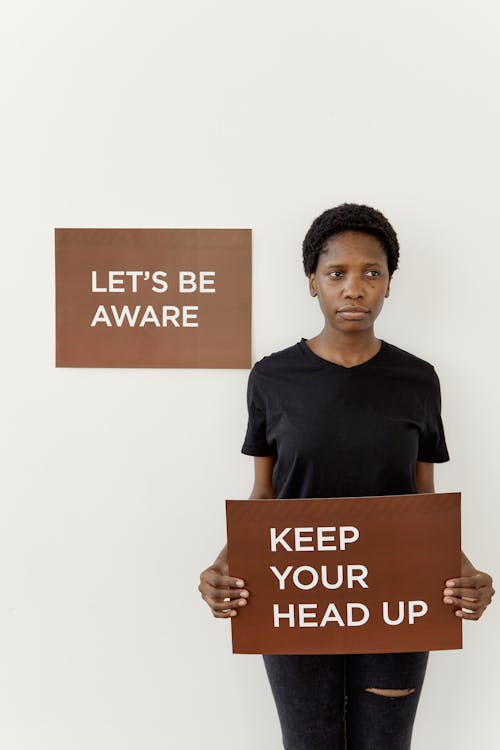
[365,687,415,697]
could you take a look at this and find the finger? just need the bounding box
[445,575,483,588]
[206,595,249,613]
[200,585,249,599]
[212,609,238,618]
[202,570,246,589]
[199,583,249,602]
[443,596,483,611]
[443,587,480,600]
[455,605,487,621]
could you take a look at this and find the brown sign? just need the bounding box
[226,492,461,654]
[55,228,251,368]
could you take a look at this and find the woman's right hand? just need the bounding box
[198,558,250,618]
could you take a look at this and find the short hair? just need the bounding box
[302,202,400,277]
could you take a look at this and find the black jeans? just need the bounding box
[263,651,429,749]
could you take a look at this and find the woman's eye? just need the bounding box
[328,270,380,278]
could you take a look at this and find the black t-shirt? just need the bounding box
[241,338,449,499]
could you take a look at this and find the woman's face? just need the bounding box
[308,229,392,333]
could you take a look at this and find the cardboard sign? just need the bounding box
[226,492,461,654]
[55,228,251,368]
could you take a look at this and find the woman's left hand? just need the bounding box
[443,567,495,620]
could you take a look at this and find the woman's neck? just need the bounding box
[306,329,381,368]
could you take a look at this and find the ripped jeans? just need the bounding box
[263,651,429,749]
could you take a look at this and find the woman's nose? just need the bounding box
[343,279,364,298]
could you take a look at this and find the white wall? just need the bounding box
[1,1,499,747]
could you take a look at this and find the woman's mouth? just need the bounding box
[337,308,369,320]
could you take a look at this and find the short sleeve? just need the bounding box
[417,368,450,463]
[241,366,276,457]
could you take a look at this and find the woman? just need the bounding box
[198,203,495,749]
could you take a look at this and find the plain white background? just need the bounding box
[1,1,499,747]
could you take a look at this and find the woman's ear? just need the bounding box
[385,274,392,298]
[308,274,317,297]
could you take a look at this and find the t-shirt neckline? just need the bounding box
[298,337,387,371]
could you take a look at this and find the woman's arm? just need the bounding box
[416,460,495,620]
[199,456,276,618]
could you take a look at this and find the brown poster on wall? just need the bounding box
[226,492,462,654]
[55,228,251,368]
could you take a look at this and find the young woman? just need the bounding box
[198,203,495,749]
